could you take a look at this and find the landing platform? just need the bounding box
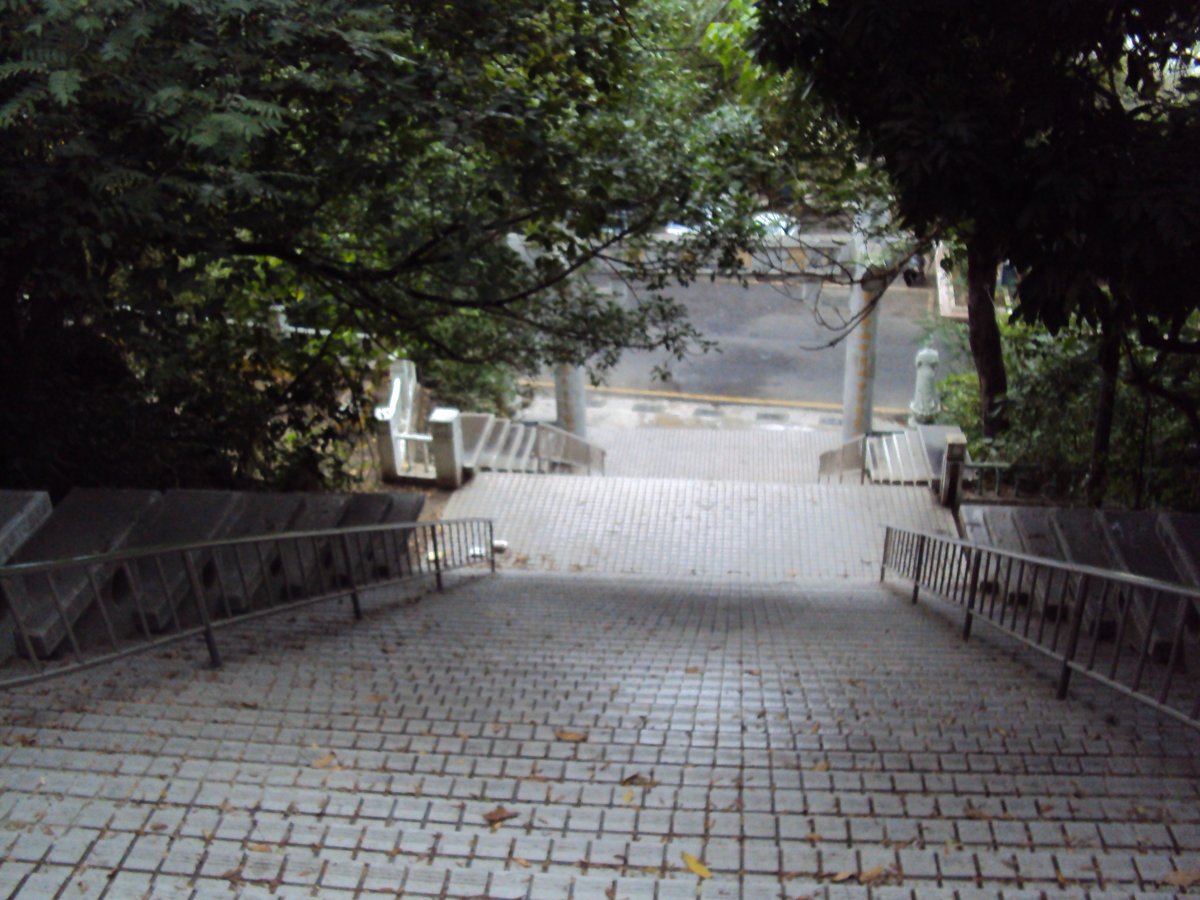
[445,474,954,582]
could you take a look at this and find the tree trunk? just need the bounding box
[965,239,1008,437]
[1086,321,1121,506]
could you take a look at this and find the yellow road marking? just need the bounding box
[520,380,907,416]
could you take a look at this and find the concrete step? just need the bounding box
[0,491,51,566]
[490,422,525,472]
[444,473,954,582]
[867,429,933,485]
[475,418,511,470]
[460,413,495,473]
[588,425,843,483]
[509,424,538,473]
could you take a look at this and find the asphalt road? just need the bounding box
[599,276,943,412]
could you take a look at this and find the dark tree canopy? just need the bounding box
[0,0,767,494]
[756,0,1200,441]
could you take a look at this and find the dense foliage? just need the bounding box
[0,0,770,494]
[937,317,1200,511]
[755,0,1200,449]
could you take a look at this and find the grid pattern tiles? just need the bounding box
[444,475,956,582]
[587,426,845,483]
[0,575,1197,898]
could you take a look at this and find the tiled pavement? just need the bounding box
[444,475,955,582]
[587,427,844,483]
[1,574,1198,899]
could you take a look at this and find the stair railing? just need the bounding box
[0,518,495,690]
[881,525,1200,732]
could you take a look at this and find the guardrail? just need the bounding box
[535,423,606,475]
[881,525,1200,731]
[962,461,1082,503]
[0,518,494,690]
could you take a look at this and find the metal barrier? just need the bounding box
[881,525,1200,731]
[962,461,1081,503]
[0,518,494,690]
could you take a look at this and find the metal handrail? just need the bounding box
[881,525,1200,731]
[0,517,495,690]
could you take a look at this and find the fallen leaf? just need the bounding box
[804,832,822,844]
[1163,870,1200,888]
[554,729,588,743]
[310,752,336,769]
[512,857,531,868]
[812,760,830,772]
[149,823,168,833]
[745,668,761,676]
[681,852,711,879]
[684,666,702,674]
[621,774,657,788]
[965,805,992,821]
[365,694,387,704]
[858,866,886,884]
[246,843,274,853]
[831,871,853,883]
[623,790,636,805]
[483,806,520,830]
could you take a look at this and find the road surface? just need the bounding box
[599,276,943,412]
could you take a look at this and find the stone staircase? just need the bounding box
[1,424,1200,898]
[462,414,605,476]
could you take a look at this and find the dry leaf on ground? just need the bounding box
[681,852,711,879]
[554,729,588,743]
[1163,870,1200,888]
[310,752,336,770]
[365,694,387,703]
[830,871,853,883]
[483,806,520,830]
[246,843,274,854]
[812,760,830,772]
[858,866,886,884]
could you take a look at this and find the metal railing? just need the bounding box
[962,461,1082,503]
[881,525,1200,731]
[534,423,606,475]
[0,518,494,690]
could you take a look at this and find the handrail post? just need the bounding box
[860,434,867,484]
[962,547,983,640]
[430,525,443,591]
[1057,575,1089,699]
[183,551,222,669]
[912,534,927,605]
[340,533,363,621]
[489,521,496,574]
[880,528,891,582]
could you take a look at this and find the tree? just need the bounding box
[754,0,1200,453]
[0,0,767,494]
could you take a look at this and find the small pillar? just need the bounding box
[940,433,967,509]
[909,346,940,427]
[841,226,879,442]
[554,363,588,440]
[428,407,464,489]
